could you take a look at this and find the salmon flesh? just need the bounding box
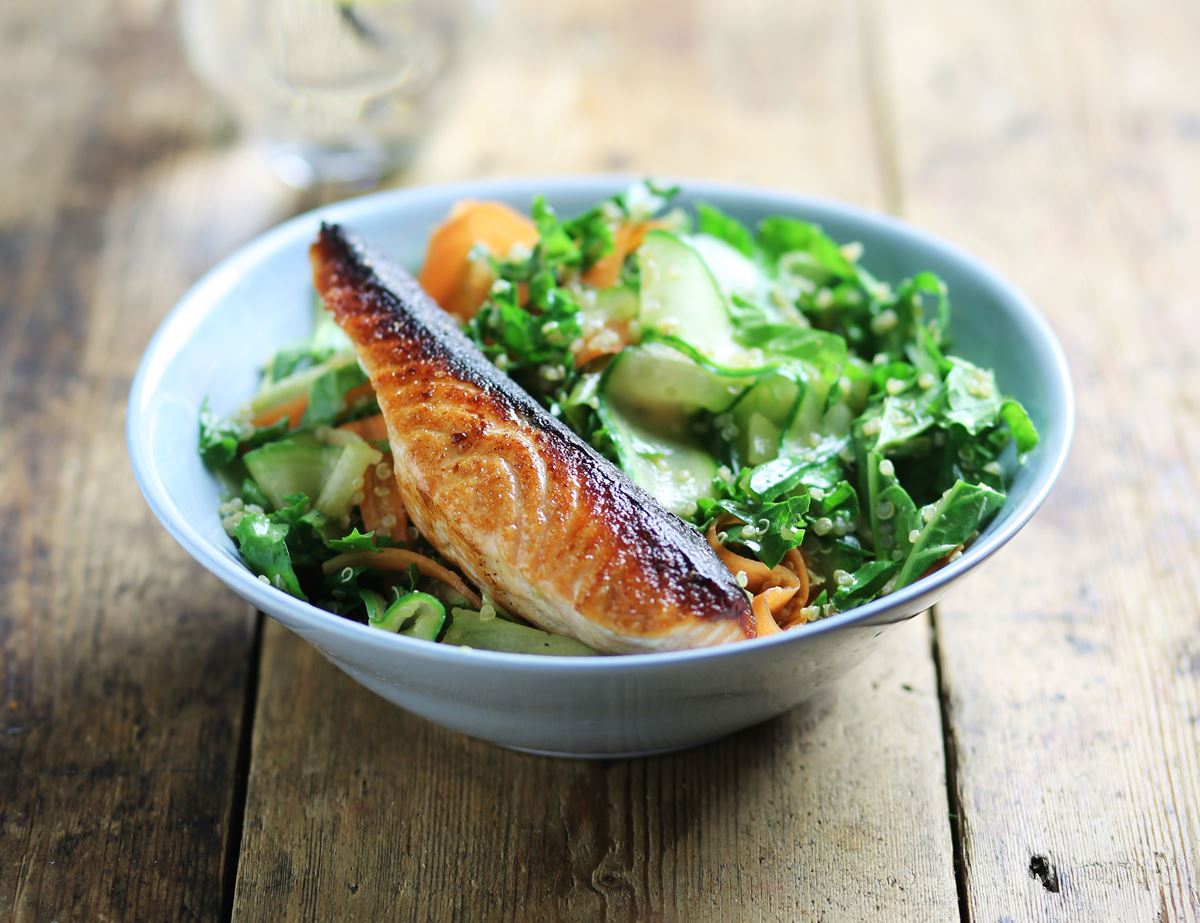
[311,224,756,653]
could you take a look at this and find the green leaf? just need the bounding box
[832,559,901,610]
[232,510,306,599]
[265,493,336,570]
[737,325,849,374]
[302,363,370,427]
[562,207,615,272]
[266,342,323,382]
[613,180,680,219]
[696,202,755,257]
[358,588,388,624]
[862,449,920,563]
[806,479,860,535]
[884,271,949,353]
[872,394,937,453]
[893,480,1006,589]
[240,478,270,510]
[326,528,380,554]
[700,494,810,569]
[757,217,856,279]
[746,456,810,499]
[697,459,813,568]
[198,398,242,468]
[942,358,1002,434]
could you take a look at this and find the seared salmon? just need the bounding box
[310,224,756,653]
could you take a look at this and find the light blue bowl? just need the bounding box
[127,178,1073,757]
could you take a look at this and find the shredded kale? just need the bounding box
[198,398,242,468]
[466,183,680,417]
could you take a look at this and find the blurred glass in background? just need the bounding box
[180,0,469,187]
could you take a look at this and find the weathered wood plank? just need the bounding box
[236,617,954,922]
[233,1,958,920]
[0,2,298,919]
[873,0,1200,918]
[409,0,886,201]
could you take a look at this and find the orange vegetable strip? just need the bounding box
[357,462,409,543]
[339,415,408,542]
[921,544,964,579]
[253,382,376,431]
[783,548,810,608]
[417,200,539,320]
[322,549,482,609]
[251,393,308,429]
[573,321,634,368]
[582,220,662,289]
[751,592,783,636]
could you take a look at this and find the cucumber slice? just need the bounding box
[314,439,382,522]
[244,435,380,521]
[601,407,719,516]
[443,609,598,656]
[603,339,755,423]
[779,374,834,455]
[359,589,389,625]
[583,285,639,324]
[598,345,726,516]
[685,233,765,301]
[728,371,804,467]
[249,351,357,414]
[366,591,447,641]
[638,231,753,366]
[244,438,342,510]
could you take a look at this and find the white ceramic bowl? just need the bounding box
[127,178,1072,757]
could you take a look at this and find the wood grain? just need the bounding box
[234,617,956,922]
[13,0,1197,918]
[0,2,297,920]
[409,0,886,202]
[872,0,1200,918]
[232,1,958,920]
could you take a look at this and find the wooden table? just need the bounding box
[3,0,1198,919]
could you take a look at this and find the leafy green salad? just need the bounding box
[200,182,1037,653]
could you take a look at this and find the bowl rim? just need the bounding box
[127,174,1074,672]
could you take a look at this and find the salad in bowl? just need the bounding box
[197,182,1038,656]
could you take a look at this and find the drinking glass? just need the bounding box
[180,0,465,187]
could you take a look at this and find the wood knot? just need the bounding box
[1029,854,1060,893]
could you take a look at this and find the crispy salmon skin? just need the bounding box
[310,224,756,653]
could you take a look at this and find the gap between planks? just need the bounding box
[222,612,266,922]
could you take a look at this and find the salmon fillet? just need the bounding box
[310,224,756,653]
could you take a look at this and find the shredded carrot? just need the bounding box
[582,220,662,289]
[573,320,634,367]
[751,591,784,636]
[770,549,814,629]
[322,549,482,609]
[357,463,409,543]
[251,393,308,429]
[784,547,810,608]
[709,517,816,634]
[338,414,408,541]
[343,382,375,408]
